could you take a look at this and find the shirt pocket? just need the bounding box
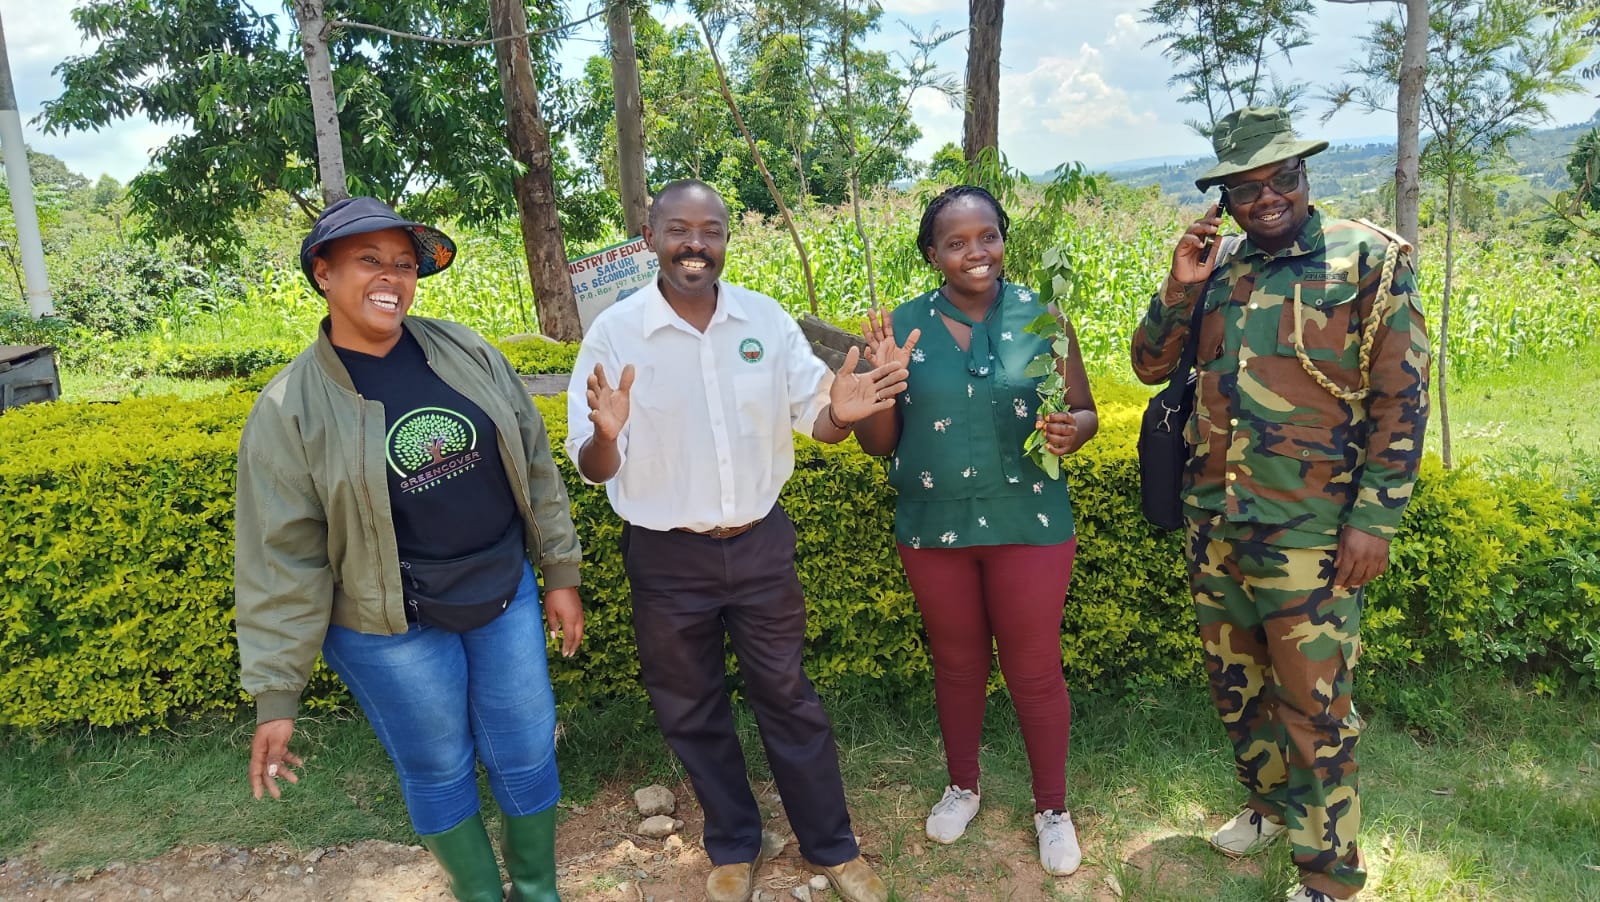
[733,369,777,437]
[1196,292,1229,368]
[1275,281,1362,389]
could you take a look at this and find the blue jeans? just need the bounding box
[322,561,561,835]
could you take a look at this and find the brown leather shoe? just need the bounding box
[705,861,756,902]
[705,831,786,902]
[809,855,887,902]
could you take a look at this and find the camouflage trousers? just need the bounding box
[1187,517,1366,899]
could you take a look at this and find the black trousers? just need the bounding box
[621,506,859,867]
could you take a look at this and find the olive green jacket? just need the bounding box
[235,316,581,723]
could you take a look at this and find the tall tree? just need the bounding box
[1142,0,1317,136]
[40,0,603,255]
[1331,0,1593,466]
[490,0,581,341]
[963,0,1002,165]
[607,0,650,236]
[290,0,347,206]
[1324,0,1432,247]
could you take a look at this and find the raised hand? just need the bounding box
[829,345,909,425]
[585,363,635,442]
[860,309,922,370]
[1170,201,1226,286]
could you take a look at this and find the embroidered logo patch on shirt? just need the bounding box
[739,337,764,363]
[1300,269,1348,283]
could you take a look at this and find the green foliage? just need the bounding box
[492,339,580,374]
[3,383,1594,729]
[1366,457,1600,683]
[42,0,613,254]
[1140,0,1316,137]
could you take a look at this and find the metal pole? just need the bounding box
[0,11,54,319]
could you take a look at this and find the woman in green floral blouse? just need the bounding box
[856,185,1098,877]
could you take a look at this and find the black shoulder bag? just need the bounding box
[1137,241,1233,531]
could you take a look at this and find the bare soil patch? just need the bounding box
[0,780,1232,901]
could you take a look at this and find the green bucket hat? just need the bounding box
[1194,106,1328,192]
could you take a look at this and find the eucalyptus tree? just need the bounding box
[964,0,1002,165]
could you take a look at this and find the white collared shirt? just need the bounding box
[565,279,832,532]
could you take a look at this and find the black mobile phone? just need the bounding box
[1198,188,1228,264]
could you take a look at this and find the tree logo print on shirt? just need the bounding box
[387,406,482,494]
[739,337,765,363]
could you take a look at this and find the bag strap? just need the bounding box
[1172,235,1241,384]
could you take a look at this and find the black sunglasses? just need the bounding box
[1225,164,1305,205]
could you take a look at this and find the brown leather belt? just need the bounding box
[675,518,764,539]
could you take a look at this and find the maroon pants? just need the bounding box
[897,539,1077,811]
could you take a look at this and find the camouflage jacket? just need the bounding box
[1130,208,1431,548]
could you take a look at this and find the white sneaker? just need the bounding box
[1286,886,1337,902]
[924,785,980,843]
[1034,809,1081,876]
[1209,807,1287,857]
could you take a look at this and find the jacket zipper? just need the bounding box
[355,394,394,630]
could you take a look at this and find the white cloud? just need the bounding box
[878,0,953,16]
[996,44,1161,169]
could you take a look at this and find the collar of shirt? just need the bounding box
[1238,206,1327,263]
[640,278,751,336]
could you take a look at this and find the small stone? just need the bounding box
[673,819,685,831]
[634,784,677,817]
[72,866,96,881]
[792,887,813,902]
[809,875,829,891]
[894,783,912,793]
[639,815,677,839]
[304,847,327,864]
[665,835,684,851]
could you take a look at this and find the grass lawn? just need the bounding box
[4,669,1597,900]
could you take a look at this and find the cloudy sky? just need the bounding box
[5,0,1598,186]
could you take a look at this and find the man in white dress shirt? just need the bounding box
[566,180,911,902]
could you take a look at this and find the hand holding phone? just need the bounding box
[1198,190,1227,264]
[1171,194,1226,285]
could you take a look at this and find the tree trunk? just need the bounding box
[291,0,348,207]
[848,174,879,310]
[0,15,53,317]
[1440,171,1455,469]
[962,0,1003,165]
[607,0,650,238]
[1394,0,1427,249]
[490,0,582,341]
[698,19,819,314]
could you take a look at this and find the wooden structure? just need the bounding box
[0,345,60,411]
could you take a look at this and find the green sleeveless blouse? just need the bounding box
[887,281,1075,549]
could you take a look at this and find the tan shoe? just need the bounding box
[809,855,887,902]
[705,861,756,902]
[705,831,785,902]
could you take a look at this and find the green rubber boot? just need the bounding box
[419,813,505,902]
[501,807,561,902]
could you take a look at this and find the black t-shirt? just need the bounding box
[335,330,525,629]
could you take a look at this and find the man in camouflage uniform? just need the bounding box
[1130,107,1430,902]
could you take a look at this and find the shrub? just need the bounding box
[0,387,1594,730]
[493,339,580,374]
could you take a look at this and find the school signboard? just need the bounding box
[568,236,659,332]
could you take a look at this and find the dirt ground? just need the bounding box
[0,780,1188,901]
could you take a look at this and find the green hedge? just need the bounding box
[1,386,1595,729]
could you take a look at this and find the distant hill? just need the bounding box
[1097,112,1600,204]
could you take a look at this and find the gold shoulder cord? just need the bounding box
[1292,221,1409,403]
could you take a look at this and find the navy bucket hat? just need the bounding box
[299,197,457,295]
